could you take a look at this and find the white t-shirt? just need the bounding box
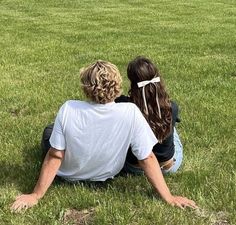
[50,100,157,181]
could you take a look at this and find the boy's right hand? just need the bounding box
[10,193,38,213]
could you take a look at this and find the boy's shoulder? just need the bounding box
[59,100,90,112]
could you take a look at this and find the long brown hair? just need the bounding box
[127,56,172,142]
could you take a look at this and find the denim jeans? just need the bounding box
[162,128,183,174]
[123,128,183,175]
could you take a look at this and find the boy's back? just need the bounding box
[50,100,157,181]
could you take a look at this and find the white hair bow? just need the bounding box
[137,77,161,118]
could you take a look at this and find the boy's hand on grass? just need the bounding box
[167,196,198,209]
[10,193,38,213]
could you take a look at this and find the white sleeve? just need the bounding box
[49,103,67,151]
[130,106,158,160]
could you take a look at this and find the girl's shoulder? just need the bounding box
[115,95,131,103]
[170,100,180,123]
[170,100,179,111]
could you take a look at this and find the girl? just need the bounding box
[116,56,183,175]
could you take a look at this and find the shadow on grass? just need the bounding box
[0,144,42,192]
[0,142,117,194]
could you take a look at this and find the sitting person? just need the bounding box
[11,60,197,212]
[116,56,183,174]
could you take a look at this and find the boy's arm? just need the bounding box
[10,148,64,212]
[138,152,197,209]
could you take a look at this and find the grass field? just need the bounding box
[0,0,235,224]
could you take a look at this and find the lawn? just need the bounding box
[0,0,235,224]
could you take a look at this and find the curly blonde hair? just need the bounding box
[80,60,122,104]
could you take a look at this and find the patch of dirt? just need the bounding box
[9,107,29,117]
[194,209,230,225]
[10,108,21,117]
[211,211,230,225]
[62,208,95,225]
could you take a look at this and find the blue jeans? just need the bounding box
[123,128,183,175]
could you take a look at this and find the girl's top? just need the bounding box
[115,95,180,163]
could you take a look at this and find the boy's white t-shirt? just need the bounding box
[50,100,157,181]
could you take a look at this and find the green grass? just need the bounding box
[0,0,235,224]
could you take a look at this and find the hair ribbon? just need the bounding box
[137,77,162,118]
